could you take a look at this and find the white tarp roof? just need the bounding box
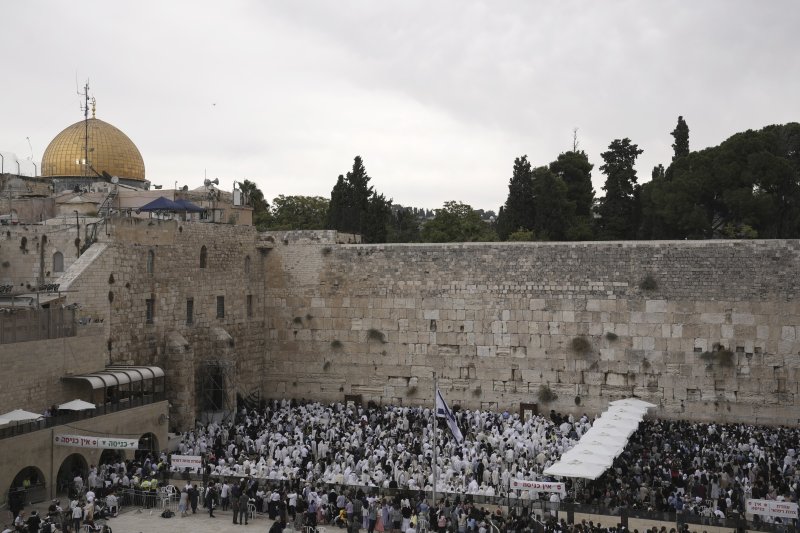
[543,398,654,480]
[58,399,96,411]
[0,409,43,422]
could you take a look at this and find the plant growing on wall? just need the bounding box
[292,316,303,325]
[605,331,618,341]
[538,384,558,403]
[323,361,331,371]
[639,274,658,291]
[700,343,735,367]
[367,328,386,343]
[570,336,592,355]
[330,339,343,350]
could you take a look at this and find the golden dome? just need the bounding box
[41,118,145,181]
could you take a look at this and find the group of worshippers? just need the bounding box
[167,399,799,526]
[172,400,587,497]
[573,418,800,523]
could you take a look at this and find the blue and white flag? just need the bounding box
[435,388,464,443]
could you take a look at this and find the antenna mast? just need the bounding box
[77,81,93,177]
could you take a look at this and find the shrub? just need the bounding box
[639,274,658,291]
[538,384,558,403]
[330,339,343,350]
[605,331,618,341]
[574,396,581,406]
[570,336,592,354]
[321,247,332,255]
[305,313,314,321]
[407,386,418,395]
[700,343,735,367]
[292,316,303,325]
[472,386,482,398]
[323,361,331,371]
[367,328,386,343]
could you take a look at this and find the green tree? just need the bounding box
[325,156,392,242]
[387,207,421,242]
[420,201,497,242]
[497,156,535,240]
[267,195,329,230]
[640,122,800,239]
[549,150,594,240]
[239,179,271,229]
[531,166,574,241]
[596,138,643,240]
[671,116,690,161]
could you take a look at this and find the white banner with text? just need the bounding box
[746,499,798,519]
[510,479,567,496]
[171,455,203,473]
[54,434,139,450]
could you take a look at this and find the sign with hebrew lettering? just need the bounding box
[54,434,138,450]
[510,479,566,496]
[746,499,798,519]
[171,455,202,473]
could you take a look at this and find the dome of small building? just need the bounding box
[41,118,145,181]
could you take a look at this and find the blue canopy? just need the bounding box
[174,198,205,212]
[138,196,181,212]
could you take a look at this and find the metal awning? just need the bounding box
[63,365,165,390]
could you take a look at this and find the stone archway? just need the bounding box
[99,448,124,466]
[56,453,88,499]
[8,465,46,515]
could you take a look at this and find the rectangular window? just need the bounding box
[145,298,155,324]
[186,298,194,325]
[216,296,225,319]
[246,294,253,318]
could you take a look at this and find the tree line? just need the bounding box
[242,118,800,242]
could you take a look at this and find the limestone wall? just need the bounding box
[263,236,800,425]
[0,224,83,290]
[96,218,268,428]
[0,324,106,412]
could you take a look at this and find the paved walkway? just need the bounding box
[104,508,278,532]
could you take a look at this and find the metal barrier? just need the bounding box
[161,474,797,533]
[0,393,166,440]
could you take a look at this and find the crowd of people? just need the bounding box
[168,399,798,527]
[8,398,798,532]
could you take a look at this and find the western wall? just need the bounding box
[262,231,800,426]
[5,219,798,429]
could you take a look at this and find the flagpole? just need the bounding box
[432,371,438,509]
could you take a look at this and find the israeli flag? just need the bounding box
[435,388,464,443]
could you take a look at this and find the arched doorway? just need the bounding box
[8,466,46,516]
[56,453,88,499]
[136,432,159,462]
[99,448,124,466]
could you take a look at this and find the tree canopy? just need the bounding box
[420,201,497,242]
[326,156,392,243]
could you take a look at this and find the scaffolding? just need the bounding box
[198,359,235,424]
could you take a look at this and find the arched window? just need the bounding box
[53,251,64,273]
[200,245,207,269]
[146,250,155,274]
[244,255,251,275]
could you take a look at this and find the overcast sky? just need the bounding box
[2,1,798,212]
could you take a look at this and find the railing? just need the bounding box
[0,307,75,344]
[0,392,166,440]
[154,475,797,533]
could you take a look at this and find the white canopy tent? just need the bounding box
[0,409,43,422]
[58,399,96,411]
[543,398,656,480]
[543,459,609,480]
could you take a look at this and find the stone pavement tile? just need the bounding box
[104,508,277,532]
